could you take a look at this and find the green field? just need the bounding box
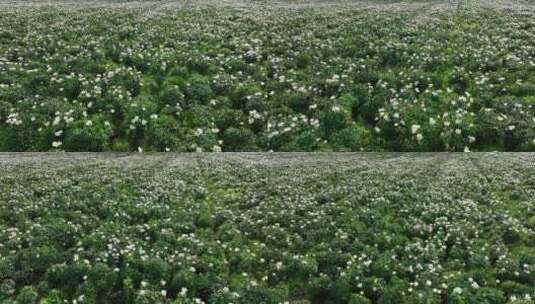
[0,153,534,303]
[0,0,534,152]
[1,1,535,303]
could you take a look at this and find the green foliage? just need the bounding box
[63,116,111,151]
[319,109,349,138]
[88,263,118,292]
[349,293,373,304]
[0,154,533,303]
[0,3,533,151]
[222,127,257,151]
[145,115,185,151]
[330,124,373,151]
[16,286,39,304]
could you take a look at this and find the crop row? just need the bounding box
[0,3,534,151]
[0,154,534,303]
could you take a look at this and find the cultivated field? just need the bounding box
[1,0,535,152]
[1,1,535,303]
[0,153,534,303]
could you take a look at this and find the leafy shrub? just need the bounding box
[18,246,62,277]
[222,127,257,151]
[88,263,118,292]
[146,115,185,151]
[1,279,16,299]
[63,116,111,151]
[184,76,213,103]
[320,110,349,138]
[500,281,531,296]
[159,85,185,110]
[307,275,352,303]
[349,293,373,304]
[110,139,131,152]
[16,286,39,304]
[45,263,88,293]
[471,287,507,304]
[330,124,373,151]
[286,92,313,114]
[236,284,287,304]
[449,70,470,94]
[280,130,319,152]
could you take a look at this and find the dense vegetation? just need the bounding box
[0,154,534,303]
[0,1,534,151]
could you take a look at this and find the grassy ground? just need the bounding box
[0,153,534,303]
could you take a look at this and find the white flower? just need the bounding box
[52,141,62,148]
[85,120,93,127]
[471,281,479,289]
[137,147,143,153]
[332,105,340,112]
[453,287,462,295]
[411,124,420,134]
[429,118,436,126]
[464,146,470,152]
[212,145,222,152]
[416,134,423,142]
[54,130,63,137]
[507,125,515,131]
